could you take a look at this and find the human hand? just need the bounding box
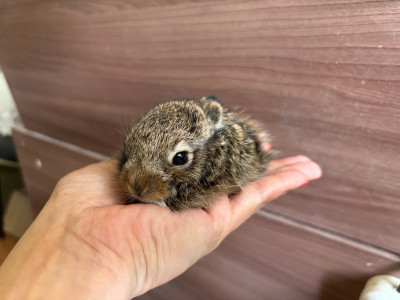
[0,152,321,299]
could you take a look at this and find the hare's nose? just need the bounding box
[132,181,146,198]
[129,173,169,203]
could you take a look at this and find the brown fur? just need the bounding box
[118,96,272,211]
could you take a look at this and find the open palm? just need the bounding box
[43,154,321,298]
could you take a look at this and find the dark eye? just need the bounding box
[172,151,189,166]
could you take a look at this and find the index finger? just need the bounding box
[228,157,322,230]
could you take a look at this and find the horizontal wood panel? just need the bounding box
[138,212,400,300]
[11,128,400,299]
[12,128,103,215]
[2,0,400,252]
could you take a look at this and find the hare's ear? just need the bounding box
[205,95,223,106]
[198,95,224,130]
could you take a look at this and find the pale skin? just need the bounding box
[0,147,321,299]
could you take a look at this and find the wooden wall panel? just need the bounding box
[139,212,400,300]
[12,127,106,215]
[10,128,400,299]
[2,1,400,254]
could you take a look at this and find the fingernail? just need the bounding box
[301,182,309,187]
[262,143,272,152]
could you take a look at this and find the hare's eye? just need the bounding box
[172,151,188,166]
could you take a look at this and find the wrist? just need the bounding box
[0,205,134,299]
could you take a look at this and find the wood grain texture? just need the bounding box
[1,0,400,253]
[138,212,400,300]
[9,128,400,299]
[12,128,102,215]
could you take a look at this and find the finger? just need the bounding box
[264,160,322,198]
[68,160,119,183]
[262,143,272,152]
[268,155,311,173]
[205,195,233,239]
[96,159,119,171]
[228,159,321,229]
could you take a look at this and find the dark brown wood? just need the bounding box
[2,0,400,253]
[138,212,400,300]
[12,128,102,215]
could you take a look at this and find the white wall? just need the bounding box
[0,70,18,136]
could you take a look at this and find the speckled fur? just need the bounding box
[118,96,271,211]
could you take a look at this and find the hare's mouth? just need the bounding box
[135,196,167,207]
[123,194,140,204]
[125,194,167,207]
[140,199,168,207]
